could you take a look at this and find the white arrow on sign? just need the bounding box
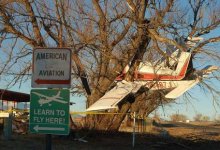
[34,125,65,132]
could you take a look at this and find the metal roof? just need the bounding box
[0,89,30,102]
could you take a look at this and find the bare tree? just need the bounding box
[202,115,210,121]
[0,0,220,130]
[214,114,220,123]
[170,114,188,122]
[194,113,203,121]
[194,114,210,122]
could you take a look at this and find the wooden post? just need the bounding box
[3,112,12,140]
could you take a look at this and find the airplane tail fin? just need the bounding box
[55,91,62,99]
[165,79,199,99]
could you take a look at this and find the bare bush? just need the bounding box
[170,114,188,122]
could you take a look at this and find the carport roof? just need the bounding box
[0,89,30,102]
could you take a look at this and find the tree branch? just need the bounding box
[92,0,108,45]
[24,0,45,46]
[147,29,187,51]
[193,36,220,52]
[111,19,133,47]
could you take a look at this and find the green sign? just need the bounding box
[29,89,70,135]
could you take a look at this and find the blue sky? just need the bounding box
[157,27,220,120]
[1,31,220,121]
[157,85,220,120]
[0,0,220,121]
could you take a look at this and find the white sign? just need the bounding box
[0,112,9,117]
[32,48,72,88]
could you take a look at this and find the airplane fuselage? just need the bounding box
[133,80,195,90]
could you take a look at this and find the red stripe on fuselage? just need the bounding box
[116,56,191,81]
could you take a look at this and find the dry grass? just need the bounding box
[0,121,220,150]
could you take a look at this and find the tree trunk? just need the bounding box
[85,84,169,131]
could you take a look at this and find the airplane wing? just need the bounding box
[32,92,49,98]
[86,81,141,111]
[32,91,64,100]
[165,65,218,99]
[201,65,218,78]
[165,79,199,99]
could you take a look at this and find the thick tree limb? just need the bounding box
[24,0,45,46]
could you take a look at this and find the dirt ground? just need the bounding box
[0,121,220,150]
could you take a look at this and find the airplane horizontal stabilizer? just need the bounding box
[86,81,141,111]
[165,79,199,99]
[194,65,218,78]
[202,65,218,76]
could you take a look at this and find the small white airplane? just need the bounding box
[32,91,67,106]
[86,37,218,112]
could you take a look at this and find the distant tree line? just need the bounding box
[169,113,212,122]
[193,113,210,122]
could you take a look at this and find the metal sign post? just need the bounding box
[2,112,12,140]
[46,134,52,150]
[31,48,72,150]
[132,112,136,148]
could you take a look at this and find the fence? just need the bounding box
[1,109,153,134]
[0,109,156,147]
[70,111,152,133]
